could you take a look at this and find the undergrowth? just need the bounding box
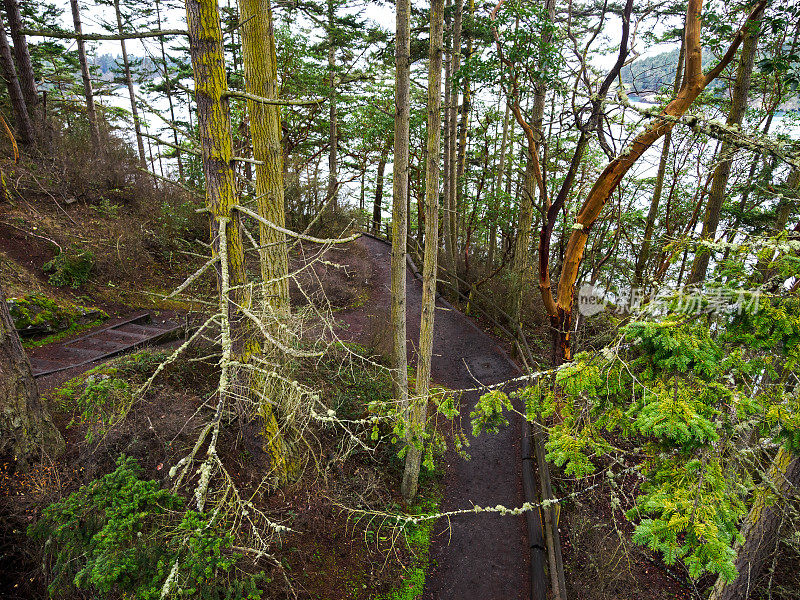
[28,455,266,600]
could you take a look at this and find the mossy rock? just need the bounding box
[7,293,108,337]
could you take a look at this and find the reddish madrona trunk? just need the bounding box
[546,0,767,361]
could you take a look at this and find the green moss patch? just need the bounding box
[7,293,107,339]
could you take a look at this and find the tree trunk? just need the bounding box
[509,153,535,337]
[445,0,463,296]
[550,0,767,361]
[0,287,64,469]
[187,0,290,484]
[155,0,183,179]
[392,0,411,499]
[710,447,800,600]
[686,11,761,286]
[69,0,102,150]
[326,0,338,211]
[0,12,33,146]
[3,0,37,112]
[238,0,297,484]
[633,39,685,290]
[441,0,456,295]
[372,137,390,234]
[455,0,472,254]
[114,0,147,168]
[402,0,443,501]
[487,101,510,274]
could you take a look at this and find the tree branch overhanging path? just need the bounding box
[534,0,768,361]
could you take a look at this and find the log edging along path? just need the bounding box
[356,232,544,600]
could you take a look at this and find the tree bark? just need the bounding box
[686,13,761,286]
[237,0,297,484]
[402,0,443,501]
[392,0,411,499]
[187,0,291,484]
[372,136,390,234]
[0,12,33,146]
[3,0,37,112]
[710,447,800,600]
[0,287,64,469]
[114,0,147,168]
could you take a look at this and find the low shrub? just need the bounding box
[43,245,95,288]
[28,456,266,600]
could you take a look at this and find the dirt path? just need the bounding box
[338,236,529,600]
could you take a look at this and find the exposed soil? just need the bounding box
[0,221,58,280]
[335,236,529,600]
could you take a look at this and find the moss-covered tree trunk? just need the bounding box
[0,286,64,469]
[402,0,443,501]
[710,447,800,600]
[186,0,292,485]
[392,0,411,500]
[237,0,297,485]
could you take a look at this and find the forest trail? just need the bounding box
[338,235,529,600]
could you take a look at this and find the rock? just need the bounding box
[7,293,108,337]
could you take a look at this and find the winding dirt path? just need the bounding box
[338,236,529,600]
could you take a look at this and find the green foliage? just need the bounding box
[523,299,800,580]
[368,384,466,472]
[627,457,745,581]
[67,373,131,443]
[43,245,95,288]
[470,389,513,436]
[377,490,441,600]
[28,456,265,600]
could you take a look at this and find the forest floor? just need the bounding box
[4,202,700,600]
